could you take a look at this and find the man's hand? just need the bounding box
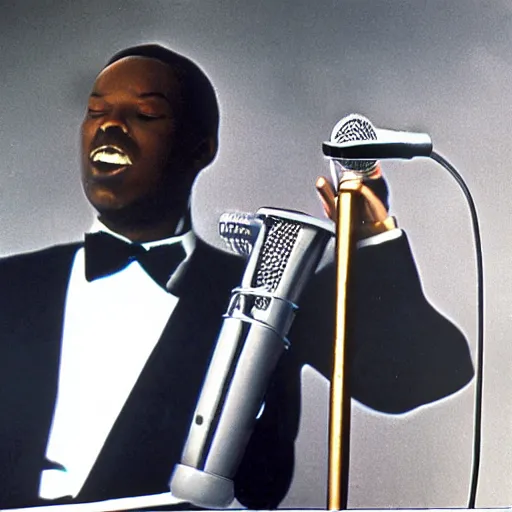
[315,165,397,239]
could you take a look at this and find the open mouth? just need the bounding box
[90,145,132,173]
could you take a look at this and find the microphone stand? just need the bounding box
[328,174,361,510]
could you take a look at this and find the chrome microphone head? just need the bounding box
[219,212,262,257]
[251,216,302,310]
[329,113,379,185]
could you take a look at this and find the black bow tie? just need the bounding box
[84,232,186,291]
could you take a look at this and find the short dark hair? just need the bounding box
[105,44,219,154]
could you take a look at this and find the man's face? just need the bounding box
[81,56,194,220]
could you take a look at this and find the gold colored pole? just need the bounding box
[328,179,359,510]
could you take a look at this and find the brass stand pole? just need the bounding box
[328,178,359,510]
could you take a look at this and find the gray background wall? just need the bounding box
[0,0,510,508]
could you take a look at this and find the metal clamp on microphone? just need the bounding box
[169,207,333,509]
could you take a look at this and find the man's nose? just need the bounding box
[98,107,129,134]
[99,119,129,134]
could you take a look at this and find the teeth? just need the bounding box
[91,146,132,165]
[93,152,132,165]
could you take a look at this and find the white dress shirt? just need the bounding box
[39,220,195,500]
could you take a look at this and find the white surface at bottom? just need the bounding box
[1,492,185,512]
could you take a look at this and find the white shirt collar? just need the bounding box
[89,218,196,260]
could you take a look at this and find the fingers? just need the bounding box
[315,176,337,221]
[316,173,388,225]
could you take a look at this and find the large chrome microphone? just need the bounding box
[169,207,333,509]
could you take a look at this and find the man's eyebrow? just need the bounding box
[88,91,171,104]
[138,92,171,104]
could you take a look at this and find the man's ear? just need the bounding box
[191,135,218,171]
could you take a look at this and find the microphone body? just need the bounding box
[170,208,333,508]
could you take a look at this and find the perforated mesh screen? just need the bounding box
[332,114,377,172]
[252,218,301,310]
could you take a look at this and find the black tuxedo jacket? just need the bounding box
[0,234,474,509]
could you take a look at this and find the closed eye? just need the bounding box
[136,112,166,121]
[87,108,106,118]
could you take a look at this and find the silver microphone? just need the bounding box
[330,113,379,175]
[169,207,333,509]
[325,113,432,187]
[327,113,378,188]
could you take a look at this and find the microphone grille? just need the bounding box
[253,218,301,310]
[331,113,378,173]
[219,212,262,257]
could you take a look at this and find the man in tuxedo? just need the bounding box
[0,44,474,509]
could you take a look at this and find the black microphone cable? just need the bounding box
[429,150,484,509]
